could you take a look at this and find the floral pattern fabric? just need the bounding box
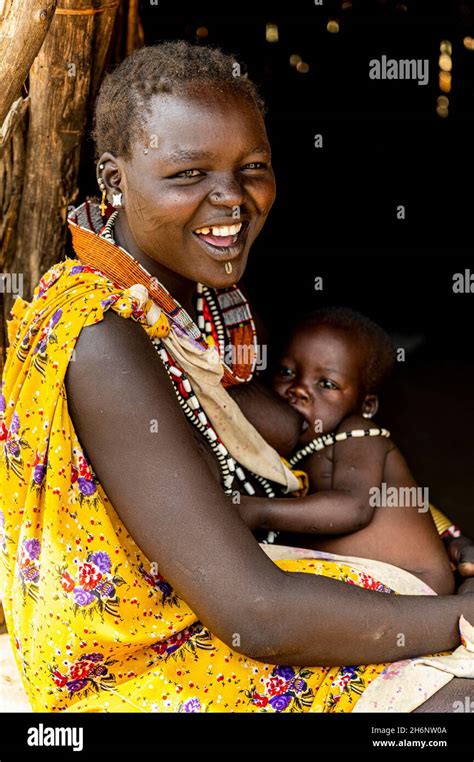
[0,255,403,713]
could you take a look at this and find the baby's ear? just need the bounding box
[361,394,379,419]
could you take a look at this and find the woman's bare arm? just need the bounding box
[65,310,474,666]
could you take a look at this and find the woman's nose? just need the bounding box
[209,175,245,208]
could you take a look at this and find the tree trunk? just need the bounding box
[9,0,120,317]
[0,106,28,377]
[0,0,58,127]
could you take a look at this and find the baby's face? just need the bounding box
[272,325,367,444]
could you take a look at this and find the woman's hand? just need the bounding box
[456,577,474,595]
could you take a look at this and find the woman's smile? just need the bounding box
[192,219,250,262]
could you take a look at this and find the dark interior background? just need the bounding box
[79,0,474,533]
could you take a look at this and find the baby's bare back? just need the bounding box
[281,439,454,594]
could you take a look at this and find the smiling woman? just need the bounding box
[93,41,274,295]
[1,40,474,715]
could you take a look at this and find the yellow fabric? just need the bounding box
[0,257,403,713]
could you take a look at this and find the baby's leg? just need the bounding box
[414,677,474,712]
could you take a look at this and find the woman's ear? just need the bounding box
[96,152,124,206]
[361,394,379,419]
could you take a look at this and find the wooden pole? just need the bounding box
[126,0,139,56]
[9,0,120,317]
[0,0,57,128]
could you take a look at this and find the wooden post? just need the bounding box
[0,0,58,377]
[0,0,58,127]
[8,0,120,318]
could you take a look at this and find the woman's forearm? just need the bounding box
[239,492,372,534]
[247,570,474,666]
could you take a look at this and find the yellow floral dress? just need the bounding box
[0,250,401,713]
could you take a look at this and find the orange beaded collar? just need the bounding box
[67,200,257,387]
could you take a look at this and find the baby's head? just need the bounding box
[272,307,396,445]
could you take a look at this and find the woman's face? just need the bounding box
[99,88,276,288]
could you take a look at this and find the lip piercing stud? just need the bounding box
[225,261,233,275]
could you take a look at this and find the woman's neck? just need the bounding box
[113,211,198,323]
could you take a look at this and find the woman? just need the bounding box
[1,41,474,714]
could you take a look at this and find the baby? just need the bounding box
[257,307,453,594]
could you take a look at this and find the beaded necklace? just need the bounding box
[288,427,390,468]
[264,427,391,545]
[100,212,276,500]
[98,211,258,386]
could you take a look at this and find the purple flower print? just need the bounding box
[96,581,115,598]
[77,477,96,496]
[10,411,20,434]
[50,309,62,328]
[157,579,172,598]
[33,338,46,355]
[73,587,95,606]
[89,551,111,574]
[33,464,46,485]
[291,678,307,692]
[21,565,40,583]
[274,666,295,681]
[66,679,88,693]
[7,441,20,458]
[340,666,357,680]
[269,694,292,711]
[23,538,41,560]
[79,653,104,663]
[100,296,119,310]
[0,394,5,413]
[182,697,201,713]
[70,266,85,275]
[0,511,4,530]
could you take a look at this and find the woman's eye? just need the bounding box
[319,379,338,390]
[242,162,267,171]
[175,169,203,178]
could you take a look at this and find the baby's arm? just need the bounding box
[237,416,387,535]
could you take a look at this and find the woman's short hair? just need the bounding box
[93,40,266,160]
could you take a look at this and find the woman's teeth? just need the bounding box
[194,223,242,237]
[193,222,244,250]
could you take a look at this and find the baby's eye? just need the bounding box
[277,366,295,378]
[318,378,338,390]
